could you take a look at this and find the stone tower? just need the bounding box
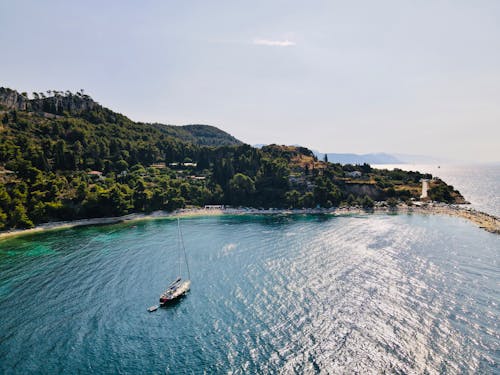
[420,179,430,199]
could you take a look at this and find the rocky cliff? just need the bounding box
[345,183,385,200]
[0,88,29,110]
[0,87,99,115]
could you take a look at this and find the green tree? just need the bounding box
[285,190,301,208]
[108,184,133,215]
[345,194,356,206]
[361,195,374,209]
[76,183,88,201]
[360,163,372,173]
[115,159,129,173]
[133,179,153,211]
[228,173,255,206]
[300,192,315,208]
[428,184,453,203]
[0,208,7,230]
[54,140,67,169]
[387,197,398,208]
[313,177,329,207]
[0,186,12,211]
[10,204,34,228]
[73,140,83,169]
[254,158,290,207]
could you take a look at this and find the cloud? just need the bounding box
[252,39,296,47]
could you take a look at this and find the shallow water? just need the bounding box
[0,214,498,373]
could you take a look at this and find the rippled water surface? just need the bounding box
[0,214,498,374]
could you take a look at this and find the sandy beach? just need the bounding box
[0,203,498,241]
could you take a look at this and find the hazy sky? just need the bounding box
[1,0,499,162]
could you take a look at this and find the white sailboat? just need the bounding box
[159,218,191,306]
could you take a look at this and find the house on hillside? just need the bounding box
[168,162,198,168]
[0,168,15,175]
[151,163,166,169]
[346,171,362,178]
[87,170,104,180]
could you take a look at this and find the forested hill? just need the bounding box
[0,87,242,147]
[150,123,242,147]
[0,87,465,230]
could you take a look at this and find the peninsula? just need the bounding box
[0,87,485,235]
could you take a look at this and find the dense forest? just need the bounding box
[0,87,465,230]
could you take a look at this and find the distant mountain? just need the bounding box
[312,150,453,165]
[256,144,456,166]
[313,151,403,165]
[393,154,453,164]
[258,145,408,164]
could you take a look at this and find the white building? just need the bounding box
[420,179,430,199]
[346,171,362,178]
[204,205,225,209]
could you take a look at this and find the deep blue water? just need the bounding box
[0,213,498,373]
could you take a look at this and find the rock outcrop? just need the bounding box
[0,88,29,110]
[0,87,99,115]
[344,183,384,200]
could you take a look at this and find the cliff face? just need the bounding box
[0,88,29,110]
[345,183,384,200]
[0,87,99,115]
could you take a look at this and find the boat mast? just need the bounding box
[177,218,182,277]
[177,218,191,280]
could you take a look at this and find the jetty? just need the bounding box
[415,204,500,234]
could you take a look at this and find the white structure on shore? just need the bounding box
[204,205,225,210]
[346,171,362,178]
[420,179,430,199]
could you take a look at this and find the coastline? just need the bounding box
[0,204,498,241]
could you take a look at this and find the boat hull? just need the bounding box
[159,280,191,306]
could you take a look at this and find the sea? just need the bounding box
[0,164,498,374]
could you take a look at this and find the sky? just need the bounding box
[1,0,499,162]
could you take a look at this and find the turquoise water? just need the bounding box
[0,214,498,373]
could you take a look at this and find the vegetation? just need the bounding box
[150,124,242,147]
[0,87,465,230]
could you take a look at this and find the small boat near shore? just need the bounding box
[147,305,158,312]
[159,219,191,306]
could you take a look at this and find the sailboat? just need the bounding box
[159,218,191,306]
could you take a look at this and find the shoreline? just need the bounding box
[0,204,498,241]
